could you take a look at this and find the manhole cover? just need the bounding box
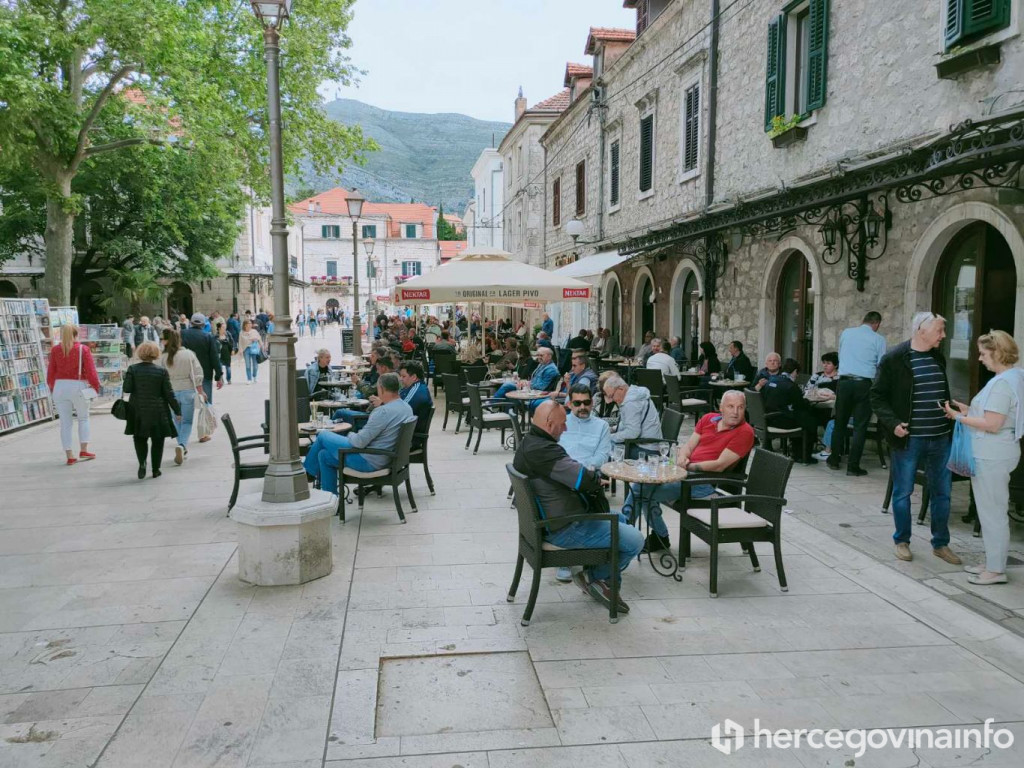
[376,651,553,737]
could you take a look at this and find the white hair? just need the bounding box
[911,311,946,336]
[605,374,628,391]
[720,389,747,405]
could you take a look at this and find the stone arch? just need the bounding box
[631,265,657,348]
[0,279,19,298]
[601,271,623,346]
[905,200,1024,341]
[668,257,704,345]
[758,235,823,367]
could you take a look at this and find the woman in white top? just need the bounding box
[159,329,204,465]
[944,330,1024,585]
[238,320,263,383]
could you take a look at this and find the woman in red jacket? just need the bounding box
[47,323,102,465]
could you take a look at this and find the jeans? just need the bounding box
[173,389,196,447]
[201,378,213,404]
[332,408,370,432]
[243,349,259,381]
[545,512,645,581]
[624,482,716,537]
[830,378,873,468]
[302,432,376,494]
[890,435,952,548]
[494,382,516,400]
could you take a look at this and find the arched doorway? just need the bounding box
[634,271,655,347]
[604,275,622,346]
[167,282,193,319]
[0,280,18,298]
[774,250,815,371]
[326,298,340,312]
[679,272,700,359]
[933,221,1016,401]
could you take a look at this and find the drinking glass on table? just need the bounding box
[611,444,625,465]
[659,441,671,465]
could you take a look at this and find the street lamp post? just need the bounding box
[251,0,307,503]
[346,191,366,354]
[363,237,376,329]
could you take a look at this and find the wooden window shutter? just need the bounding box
[610,140,620,206]
[637,0,649,35]
[764,14,786,131]
[805,0,829,112]
[684,85,700,172]
[575,161,586,216]
[639,114,654,192]
[553,178,560,226]
[944,0,964,45]
[946,0,1010,48]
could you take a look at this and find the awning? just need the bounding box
[552,250,628,279]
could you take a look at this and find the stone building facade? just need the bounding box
[468,149,504,250]
[539,0,1024,403]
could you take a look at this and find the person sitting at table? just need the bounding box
[494,346,560,411]
[753,351,782,390]
[591,327,607,355]
[304,349,334,399]
[514,400,642,613]
[697,341,720,376]
[604,375,661,451]
[495,337,520,371]
[304,373,414,494]
[763,358,819,464]
[432,331,456,353]
[724,340,755,381]
[535,331,554,351]
[646,338,680,378]
[603,328,620,357]
[397,361,433,441]
[638,331,655,364]
[567,328,591,353]
[623,390,756,553]
[557,352,598,398]
[668,336,687,366]
[340,356,396,429]
[804,351,839,393]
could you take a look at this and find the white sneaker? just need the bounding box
[814,451,831,461]
[555,567,572,583]
[174,445,184,465]
[964,564,984,575]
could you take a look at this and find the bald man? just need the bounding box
[493,346,560,412]
[513,401,644,614]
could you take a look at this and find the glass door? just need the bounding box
[775,251,813,370]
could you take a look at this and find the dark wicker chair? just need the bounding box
[464,383,520,455]
[336,418,418,523]
[462,365,488,385]
[633,368,666,412]
[222,413,270,513]
[506,464,622,625]
[409,405,436,495]
[432,352,458,397]
[674,447,793,597]
[441,373,469,432]
[744,388,805,457]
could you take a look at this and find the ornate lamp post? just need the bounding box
[363,238,377,324]
[345,190,365,354]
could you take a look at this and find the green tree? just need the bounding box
[0,0,373,305]
[434,202,465,241]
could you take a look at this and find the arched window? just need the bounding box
[680,271,699,360]
[636,274,655,347]
[168,282,194,319]
[0,280,18,298]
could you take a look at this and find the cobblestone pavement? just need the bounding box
[2,324,1024,767]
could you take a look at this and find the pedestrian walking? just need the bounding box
[239,319,263,384]
[159,329,204,465]
[870,312,961,565]
[318,309,327,337]
[308,311,318,337]
[296,311,306,337]
[215,324,234,384]
[124,342,180,479]
[134,316,161,349]
[828,311,886,476]
[122,315,135,359]
[46,323,102,465]
[942,330,1024,585]
[180,313,223,414]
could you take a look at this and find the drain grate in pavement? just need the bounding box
[375,651,553,737]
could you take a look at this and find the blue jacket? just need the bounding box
[559,413,611,469]
[541,318,554,336]
[226,317,241,343]
[530,362,560,392]
[305,365,331,395]
[400,380,433,438]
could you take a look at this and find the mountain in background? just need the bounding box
[294,99,510,216]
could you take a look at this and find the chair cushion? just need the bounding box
[541,541,567,551]
[462,397,470,405]
[768,426,801,435]
[483,412,513,423]
[409,448,423,456]
[342,467,390,479]
[686,506,770,528]
[681,398,707,407]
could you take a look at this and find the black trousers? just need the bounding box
[829,378,873,469]
[133,435,166,471]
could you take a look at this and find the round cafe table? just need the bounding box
[504,388,556,428]
[297,421,351,444]
[601,459,687,581]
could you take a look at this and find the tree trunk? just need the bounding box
[42,175,75,306]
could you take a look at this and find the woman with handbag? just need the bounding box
[943,330,1024,585]
[159,329,204,465]
[46,323,102,465]
[239,319,262,384]
[124,342,180,479]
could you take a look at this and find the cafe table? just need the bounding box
[601,459,687,581]
[504,388,556,427]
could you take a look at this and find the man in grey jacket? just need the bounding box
[603,375,661,450]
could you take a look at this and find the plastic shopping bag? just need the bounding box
[946,420,975,477]
[196,396,219,440]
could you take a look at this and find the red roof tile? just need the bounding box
[439,241,468,262]
[563,62,594,87]
[529,90,571,112]
[585,26,636,54]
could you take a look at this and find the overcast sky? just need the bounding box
[323,0,637,123]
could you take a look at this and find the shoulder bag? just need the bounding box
[78,345,99,401]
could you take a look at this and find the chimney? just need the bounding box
[307,201,314,214]
[514,86,527,121]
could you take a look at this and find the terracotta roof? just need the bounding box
[585,26,636,54]
[439,241,468,262]
[529,90,571,112]
[442,213,462,224]
[289,187,437,238]
[563,62,594,87]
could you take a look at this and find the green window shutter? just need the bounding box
[963,0,1010,36]
[610,140,620,206]
[764,14,787,131]
[639,114,654,192]
[944,0,964,46]
[805,0,829,112]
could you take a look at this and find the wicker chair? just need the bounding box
[431,350,457,397]
[336,418,418,523]
[222,413,270,513]
[408,405,436,495]
[506,465,622,625]
[633,368,666,412]
[744,388,805,457]
[464,384,520,455]
[441,373,469,432]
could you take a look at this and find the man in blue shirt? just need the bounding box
[493,347,560,412]
[397,360,433,442]
[562,352,598,396]
[541,312,554,338]
[828,311,887,476]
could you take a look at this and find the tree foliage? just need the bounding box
[0,0,375,304]
[434,203,465,241]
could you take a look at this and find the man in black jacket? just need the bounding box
[724,340,755,381]
[181,313,223,409]
[513,401,643,613]
[762,359,818,464]
[870,311,960,566]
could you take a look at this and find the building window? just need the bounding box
[321,224,340,239]
[945,0,1011,50]
[405,224,417,239]
[764,0,829,131]
[575,160,586,216]
[518,145,524,178]
[637,0,649,34]
[361,224,376,239]
[681,82,700,176]
[639,113,655,194]
[609,139,621,208]
[326,260,338,278]
[552,177,561,226]
[401,261,421,277]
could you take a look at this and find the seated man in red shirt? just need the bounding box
[624,389,756,553]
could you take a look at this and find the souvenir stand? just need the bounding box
[0,298,54,433]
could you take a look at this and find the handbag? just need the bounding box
[78,345,99,400]
[111,398,130,420]
[947,419,976,478]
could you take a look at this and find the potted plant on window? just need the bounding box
[769,114,807,148]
